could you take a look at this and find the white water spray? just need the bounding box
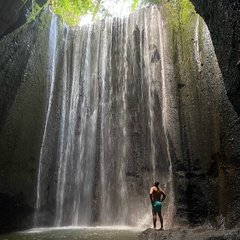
[35,6,177,228]
[35,13,59,225]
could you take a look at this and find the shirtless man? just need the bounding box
[149,181,166,230]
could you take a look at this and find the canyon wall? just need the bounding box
[0,9,52,232]
[0,0,240,233]
[190,0,240,116]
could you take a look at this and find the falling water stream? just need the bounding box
[35,14,59,225]
[34,6,175,228]
[32,2,221,232]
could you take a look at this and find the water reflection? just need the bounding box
[1,226,141,240]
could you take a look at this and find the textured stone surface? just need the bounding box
[138,228,240,240]
[0,0,47,39]
[190,0,240,116]
[0,193,33,233]
[0,9,52,233]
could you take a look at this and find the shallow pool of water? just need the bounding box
[0,226,141,240]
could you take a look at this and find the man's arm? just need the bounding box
[150,187,153,204]
[160,189,166,202]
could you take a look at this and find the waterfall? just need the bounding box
[34,3,218,228]
[35,6,173,228]
[98,18,129,225]
[35,14,59,226]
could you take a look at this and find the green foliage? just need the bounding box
[21,0,195,27]
[166,0,195,29]
[18,0,49,24]
[52,0,94,25]
[131,0,138,10]
[27,0,43,22]
[131,0,194,12]
[90,0,112,22]
[131,0,163,10]
[18,0,50,23]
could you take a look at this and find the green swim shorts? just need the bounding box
[152,201,162,211]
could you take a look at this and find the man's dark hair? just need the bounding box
[154,181,159,187]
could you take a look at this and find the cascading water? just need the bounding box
[35,14,59,226]
[35,6,172,227]
[98,18,129,225]
[34,3,219,228]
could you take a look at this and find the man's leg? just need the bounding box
[152,210,157,230]
[157,209,163,230]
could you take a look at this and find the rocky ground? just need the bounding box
[138,227,240,240]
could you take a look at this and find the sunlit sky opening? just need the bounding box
[103,0,132,16]
[80,0,133,25]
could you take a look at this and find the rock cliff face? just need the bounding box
[187,0,240,226]
[0,0,47,40]
[0,9,52,232]
[0,0,240,234]
[139,228,240,240]
[190,0,240,116]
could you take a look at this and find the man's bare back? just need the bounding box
[150,186,164,202]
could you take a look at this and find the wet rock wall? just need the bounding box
[0,9,53,232]
[190,0,240,116]
[0,0,240,233]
